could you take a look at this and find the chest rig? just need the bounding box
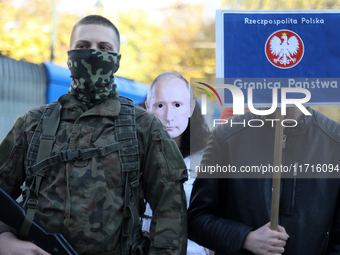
[21,96,146,255]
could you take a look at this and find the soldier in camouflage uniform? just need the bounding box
[0,15,188,255]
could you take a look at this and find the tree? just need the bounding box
[0,1,215,84]
[0,0,52,63]
[222,0,340,10]
[116,4,215,84]
[0,0,80,65]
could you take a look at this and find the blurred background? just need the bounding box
[1,0,340,138]
[0,0,219,82]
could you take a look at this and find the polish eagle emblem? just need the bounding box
[270,33,299,65]
[265,30,304,69]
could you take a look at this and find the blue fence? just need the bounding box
[0,57,149,139]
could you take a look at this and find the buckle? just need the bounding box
[130,178,139,188]
[40,135,55,141]
[60,150,80,162]
[68,150,80,160]
[26,166,33,176]
[27,199,38,209]
[98,147,106,157]
[60,151,68,162]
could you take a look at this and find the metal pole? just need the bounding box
[50,0,57,62]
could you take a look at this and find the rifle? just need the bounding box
[0,187,78,255]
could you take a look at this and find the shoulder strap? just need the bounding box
[26,101,60,166]
[20,101,61,237]
[116,96,143,255]
[21,97,143,254]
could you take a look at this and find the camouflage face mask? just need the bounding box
[67,49,121,107]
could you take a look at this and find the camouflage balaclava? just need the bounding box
[67,49,121,107]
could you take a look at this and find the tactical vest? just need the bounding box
[20,96,148,255]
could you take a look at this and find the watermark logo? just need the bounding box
[196,82,311,117]
[196,82,222,115]
[265,29,304,69]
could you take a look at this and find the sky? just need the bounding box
[58,0,221,19]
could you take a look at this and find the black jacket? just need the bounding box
[188,109,340,255]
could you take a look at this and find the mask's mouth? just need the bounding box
[67,49,121,107]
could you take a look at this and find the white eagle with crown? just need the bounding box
[270,32,299,65]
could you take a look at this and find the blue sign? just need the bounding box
[216,10,340,106]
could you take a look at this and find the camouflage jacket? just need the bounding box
[0,92,188,255]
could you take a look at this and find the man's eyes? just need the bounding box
[76,44,88,49]
[175,103,181,108]
[157,103,163,108]
[100,45,112,51]
[75,43,112,52]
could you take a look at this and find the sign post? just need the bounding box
[215,10,340,229]
[270,109,284,231]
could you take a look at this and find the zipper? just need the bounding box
[281,134,286,167]
[292,162,298,210]
[324,231,330,254]
[282,135,286,150]
[281,134,287,163]
[282,134,298,211]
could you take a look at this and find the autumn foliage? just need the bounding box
[0,0,215,84]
